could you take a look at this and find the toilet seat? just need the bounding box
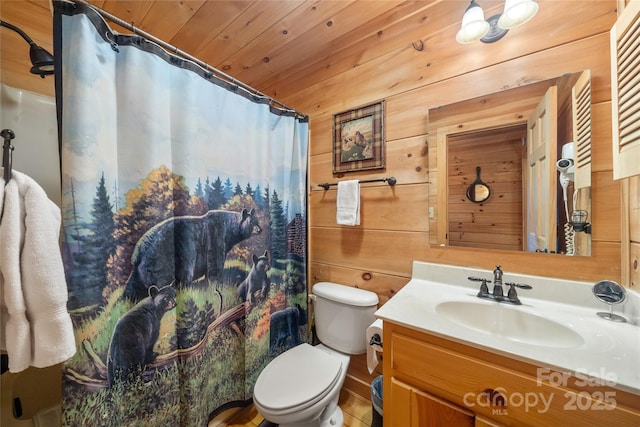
[253,343,343,414]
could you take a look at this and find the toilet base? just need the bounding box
[278,406,343,427]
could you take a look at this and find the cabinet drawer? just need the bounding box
[391,332,640,426]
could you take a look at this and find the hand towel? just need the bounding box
[336,180,360,226]
[0,169,76,373]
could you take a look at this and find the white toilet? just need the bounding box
[253,282,379,427]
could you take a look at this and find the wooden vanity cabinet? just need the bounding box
[389,376,474,426]
[382,322,640,427]
[474,415,507,427]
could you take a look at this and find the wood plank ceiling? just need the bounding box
[1,0,491,105]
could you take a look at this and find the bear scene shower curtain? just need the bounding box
[53,2,308,425]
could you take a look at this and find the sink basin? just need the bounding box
[375,261,640,394]
[436,301,584,349]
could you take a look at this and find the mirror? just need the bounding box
[428,71,592,256]
[593,280,627,322]
[466,167,491,203]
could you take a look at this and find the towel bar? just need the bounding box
[318,177,396,190]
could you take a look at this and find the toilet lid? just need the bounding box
[254,343,343,412]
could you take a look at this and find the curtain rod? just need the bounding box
[71,0,305,119]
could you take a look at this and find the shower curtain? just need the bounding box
[53,2,308,426]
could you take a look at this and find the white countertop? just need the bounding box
[375,261,640,396]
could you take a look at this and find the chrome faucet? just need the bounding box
[468,265,532,305]
[492,265,504,299]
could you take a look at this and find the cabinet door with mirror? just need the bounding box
[428,70,592,256]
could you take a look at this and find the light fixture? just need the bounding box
[0,20,54,77]
[498,0,540,29]
[456,0,539,44]
[456,0,491,44]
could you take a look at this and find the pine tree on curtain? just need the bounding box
[54,2,309,425]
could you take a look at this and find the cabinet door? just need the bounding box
[611,0,640,179]
[526,86,558,253]
[475,415,507,427]
[388,377,412,427]
[389,377,474,427]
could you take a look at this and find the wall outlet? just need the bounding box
[429,207,434,218]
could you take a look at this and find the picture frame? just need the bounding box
[332,100,385,173]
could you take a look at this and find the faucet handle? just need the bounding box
[504,282,532,305]
[468,276,491,299]
[505,282,532,290]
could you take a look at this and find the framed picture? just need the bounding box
[333,100,385,173]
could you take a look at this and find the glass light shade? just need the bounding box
[456,2,490,44]
[497,0,539,29]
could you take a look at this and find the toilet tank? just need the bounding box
[311,282,379,355]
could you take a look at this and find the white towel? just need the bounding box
[336,180,360,226]
[0,169,76,373]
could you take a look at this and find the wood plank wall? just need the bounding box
[270,0,624,398]
[446,128,524,251]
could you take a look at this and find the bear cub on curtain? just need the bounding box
[269,304,308,354]
[236,250,270,305]
[107,284,176,386]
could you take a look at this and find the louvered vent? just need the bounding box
[612,1,640,179]
[572,70,591,189]
[616,14,640,150]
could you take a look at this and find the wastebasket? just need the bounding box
[371,375,383,427]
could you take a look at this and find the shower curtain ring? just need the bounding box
[104,31,119,52]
